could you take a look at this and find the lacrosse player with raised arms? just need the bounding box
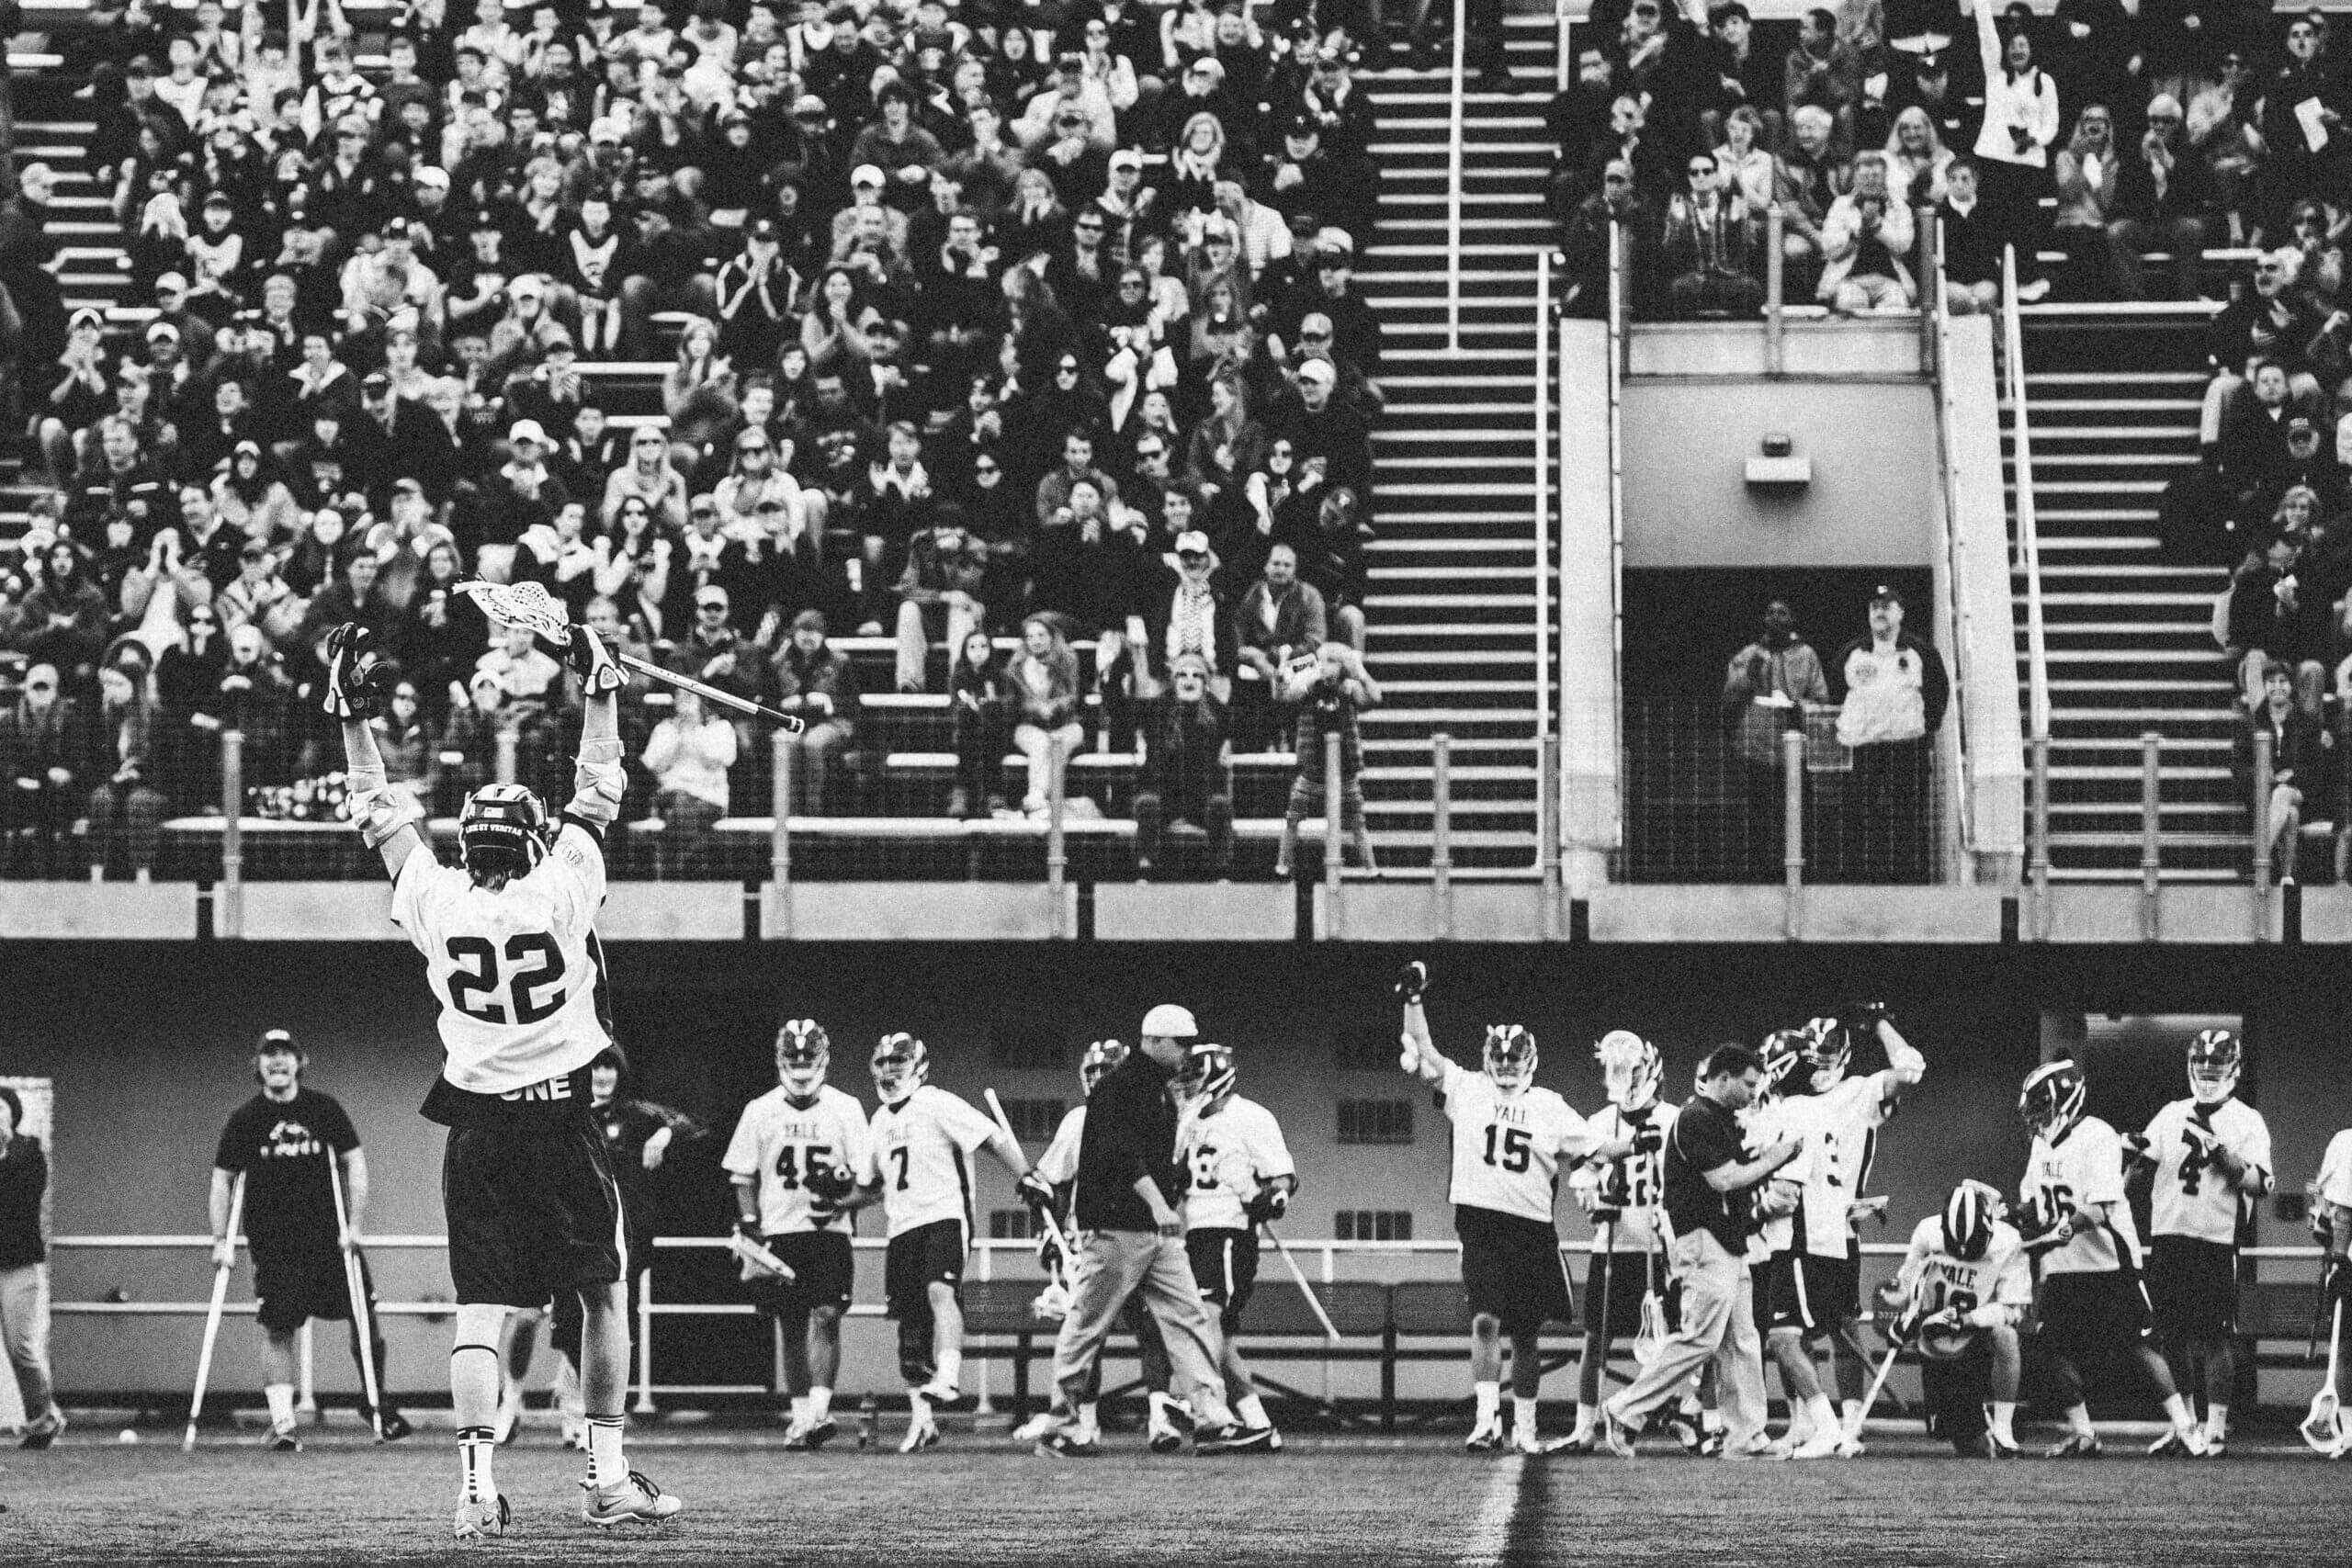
[1884,1181,2031,1456]
[1396,962,1631,1453]
[722,1020,871,1450]
[1173,1042,1297,1450]
[322,617,681,1537]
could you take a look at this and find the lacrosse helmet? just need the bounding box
[1596,1029,1662,1112]
[872,1032,929,1107]
[1484,1025,1537,1093]
[2187,1029,2242,1107]
[1080,1038,1127,1095]
[1942,1182,1994,1262]
[1758,1029,1808,1099]
[2019,1059,2087,1142]
[1175,1042,1237,1112]
[458,782,551,885]
[776,1019,830,1102]
[1800,1015,1851,1092]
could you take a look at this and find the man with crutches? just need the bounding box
[208,1031,408,1449]
[2304,1126,2352,1455]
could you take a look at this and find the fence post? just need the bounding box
[770,728,792,938]
[2140,732,2162,941]
[1432,732,1453,940]
[635,1256,656,1415]
[1323,729,1344,938]
[2030,733,2051,941]
[2252,726,2274,926]
[1539,733,1562,940]
[493,729,518,786]
[1765,206,1786,376]
[1047,733,1069,938]
[1781,728,1804,941]
[1915,207,1939,373]
[298,1321,315,1416]
[220,729,244,939]
[975,1241,995,1416]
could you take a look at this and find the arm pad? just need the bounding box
[348,783,426,850]
[1965,1303,2022,1330]
[568,738,626,828]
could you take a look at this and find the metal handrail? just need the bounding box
[1555,1,1573,89]
[1926,217,1976,875]
[1445,0,1466,351]
[1534,246,1553,750]
[2001,245,2052,746]
[1604,220,1628,854]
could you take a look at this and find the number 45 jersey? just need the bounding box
[1437,1059,1600,1224]
[724,1085,873,1236]
[391,827,611,1098]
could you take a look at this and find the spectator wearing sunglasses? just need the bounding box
[1661,152,1764,318]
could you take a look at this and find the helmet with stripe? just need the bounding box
[2019,1059,2086,1142]
[1080,1038,1127,1095]
[458,782,550,886]
[775,1018,830,1101]
[1175,1042,1237,1112]
[872,1032,929,1107]
[1595,1029,1661,1112]
[2187,1029,2241,1107]
[1942,1182,1993,1262]
[1758,1029,1808,1100]
[1483,1025,1537,1094]
[1800,1015,1850,1092]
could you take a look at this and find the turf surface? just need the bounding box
[2,1430,2347,1566]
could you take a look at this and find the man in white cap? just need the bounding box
[1034,1004,1268,1456]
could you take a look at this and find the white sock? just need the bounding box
[1513,1395,1539,1436]
[1077,1400,1099,1435]
[1785,1401,1814,1442]
[2065,1404,2096,1438]
[789,1395,809,1426]
[1474,1382,1501,1426]
[1806,1393,1839,1436]
[586,1416,627,1491]
[457,1424,497,1505]
[2207,1404,2230,1439]
[1989,1401,2017,1442]
[265,1383,296,1428]
[1236,1393,1269,1428]
[936,1348,961,1388]
[908,1389,932,1426]
[809,1386,833,1421]
[1148,1391,1180,1425]
[1839,1397,1864,1428]
[2162,1393,2194,1430]
[1573,1403,1598,1435]
[1700,1407,1724,1432]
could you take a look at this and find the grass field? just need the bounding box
[4,1426,2350,1567]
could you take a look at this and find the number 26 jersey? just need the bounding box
[1437,1059,1598,1224]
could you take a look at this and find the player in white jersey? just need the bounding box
[1746,1027,1847,1458]
[1564,1032,1703,1453]
[2129,1030,2274,1455]
[324,620,679,1537]
[721,1020,872,1450]
[1173,1043,1297,1449]
[1396,962,1628,1453]
[1885,1182,2031,1457]
[2016,1059,2207,1458]
[2303,1126,2352,1454]
[1767,1005,1927,1450]
[856,1032,1038,1452]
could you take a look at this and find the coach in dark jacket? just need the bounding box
[0,1083,62,1444]
[1041,1004,1257,1453]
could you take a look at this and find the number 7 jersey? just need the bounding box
[1437,1059,1599,1224]
[390,829,612,1096]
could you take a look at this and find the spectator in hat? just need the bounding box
[1274,357,1373,502]
[1137,526,1237,699]
[0,662,90,876]
[667,581,775,716]
[1016,51,1119,152]
[149,272,217,367]
[1264,118,1360,242]
[772,608,861,814]
[1833,584,1951,884]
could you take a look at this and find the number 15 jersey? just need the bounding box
[1437,1059,1598,1224]
[390,829,610,1098]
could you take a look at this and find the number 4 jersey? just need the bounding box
[391,828,611,1100]
[1437,1059,1599,1225]
[723,1085,874,1235]
[2142,1097,2272,1246]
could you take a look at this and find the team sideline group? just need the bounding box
[76,618,2352,1541]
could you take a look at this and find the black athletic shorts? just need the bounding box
[2147,1235,2239,1342]
[253,1249,370,1334]
[1187,1227,1261,1335]
[443,1118,625,1310]
[2034,1269,2157,1365]
[747,1230,855,1315]
[884,1219,967,1320]
[1766,1251,1858,1337]
[1582,1248,1661,1341]
[1455,1204,1574,1337]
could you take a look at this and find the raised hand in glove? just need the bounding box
[733,1213,763,1242]
[1016,1171,1057,1213]
[568,621,626,694]
[322,623,390,720]
[1245,1186,1290,1226]
[1395,961,1429,1003]
[1843,1000,1887,1032]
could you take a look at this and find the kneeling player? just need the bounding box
[1175,1042,1297,1450]
[860,1032,1038,1451]
[723,1020,869,1449]
[1888,1182,2030,1457]
[329,620,679,1535]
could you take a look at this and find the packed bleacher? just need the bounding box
[0,0,1413,880]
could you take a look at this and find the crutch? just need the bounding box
[1593,1216,1618,1390]
[183,1176,245,1452]
[983,1089,1071,1262]
[327,1155,385,1439]
[1261,1221,1342,1344]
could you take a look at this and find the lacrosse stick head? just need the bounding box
[456,579,573,641]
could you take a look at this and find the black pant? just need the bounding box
[1973,159,2050,285]
[0,777,76,875]
[1135,786,1233,871]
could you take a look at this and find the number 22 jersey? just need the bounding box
[723,1085,873,1236]
[1437,1059,1598,1224]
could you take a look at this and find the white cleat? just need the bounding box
[453,1495,510,1540]
[1833,1432,1865,1459]
[1012,1412,1059,1443]
[1510,1428,1571,1455]
[1785,1429,1844,1461]
[581,1470,684,1528]
[899,1418,941,1454]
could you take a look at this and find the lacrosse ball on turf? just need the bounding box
[119,1428,140,1444]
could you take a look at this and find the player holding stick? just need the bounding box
[324,620,680,1536]
[1881,1181,2030,1456]
[2303,1125,2352,1455]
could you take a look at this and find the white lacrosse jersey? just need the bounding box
[723,1084,872,1235]
[1036,1105,1086,1187]
[1743,1096,1812,1262]
[1780,1074,1895,1258]
[2320,1129,2352,1212]
[390,828,610,1096]
[1437,1059,1598,1224]
[864,1085,1000,1239]
[2141,1097,2271,1246]
[1180,1096,1296,1231]
[1566,1101,1679,1253]
[2023,1114,2138,1275]
[1894,1214,2032,1320]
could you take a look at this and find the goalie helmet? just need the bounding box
[458,783,550,886]
[1941,1182,1993,1262]
[1080,1038,1127,1095]
[872,1032,929,1107]
[1595,1030,1662,1111]
[2019,1059,2086,1142]
[1175,1042,1237,1112]
[1800,1015,1850,1092]
[2187,1029,2241,1107]
[775,1019,830,1101]
[1483,1025,1537,1094]
[1758,1029,1808,1100]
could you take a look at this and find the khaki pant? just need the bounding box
[1050,1227,1234,1428]
[0,1262,58,1424]
[1606,1229,1767,1448]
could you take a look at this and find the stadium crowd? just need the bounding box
[0,0,1401,877]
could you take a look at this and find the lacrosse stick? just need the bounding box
[2306,1300,2344,1454]
[1846,1339,1903,1445]
[1261,1220,1343,1344]
[728,1231,798,1282]
[326,1156,385,1439]
[456,580,807,731]
[183,1176,245,1452]
[1593,1217,1618,1388]
[983,1089,1072,1263]
[1632,1243,1668,1368]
